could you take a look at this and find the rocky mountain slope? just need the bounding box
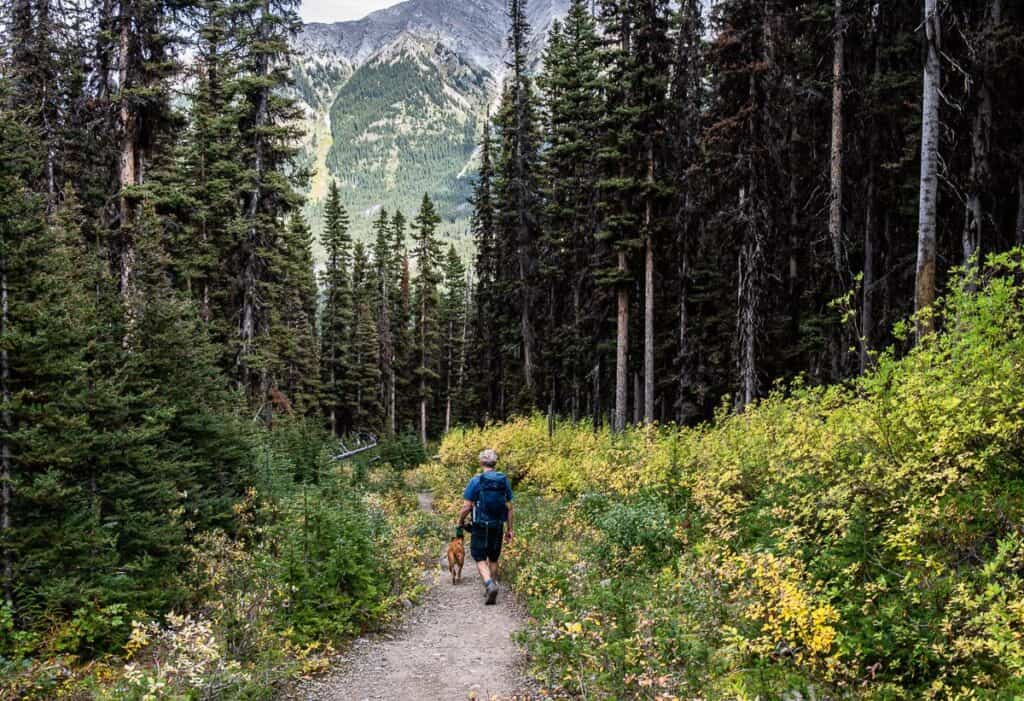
[291,0,568,249]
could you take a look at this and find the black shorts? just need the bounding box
[470,523,503,562]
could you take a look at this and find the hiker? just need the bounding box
[457,448,514,605]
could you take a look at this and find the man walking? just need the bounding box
[458,449,514,605]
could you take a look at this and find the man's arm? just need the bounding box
[458,499,473,527]
[505,503,514,541]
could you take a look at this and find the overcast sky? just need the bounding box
[300,0,403,23]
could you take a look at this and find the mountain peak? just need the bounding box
[296,0,568,76]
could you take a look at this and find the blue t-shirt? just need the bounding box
[464,471,513,523]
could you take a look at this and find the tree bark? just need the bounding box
[240,0,271,400]
[379,264,395,435]
[828,0,846,276]
[420,397,428,447]
[861,14,881,374]
[445,313,453,434]
[519,249,535,394]
[455,277,470,429]
[736,186,761,411]
[419,291,428,446]
[963,0,1001,279]
[614,251,628,433]
[915,0,941,338]
[1017,174,1024,247]
[118,8,138,305]
[861,156,876,374]
[643,149,655,425]
[677,247,690,424]
[1,252,11,610]
[633,371,642,426]
[737,245,759,409]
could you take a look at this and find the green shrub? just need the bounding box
[377,432,428,472]
[434,252,1024,699]
[592,496,677,564]
[50,604,131,660]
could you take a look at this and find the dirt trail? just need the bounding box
[300,492,536,701]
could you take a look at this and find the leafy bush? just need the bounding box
[592,496,678,564]
[426,252,1024,699]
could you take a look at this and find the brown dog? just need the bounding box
[446,535,465,584]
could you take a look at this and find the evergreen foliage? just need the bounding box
[320,180,354,434]
[410,194,443,445]
[464,0,1024,428]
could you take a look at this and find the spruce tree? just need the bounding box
[410,195,442,445]
[390,210,416,434]
[667,0,706,422]
[170,0,245,345]
[351,241,382,432]
[469,119,501,420]
[370,207,397,434]
[0,87,46,607]
[232,0,305,404]
[494,0,543,406]
[440,245,468,433]
[268,213,320,415]
[538,0,604,420]
[320,181,354,434]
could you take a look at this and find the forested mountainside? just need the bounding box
[291,0,569,246]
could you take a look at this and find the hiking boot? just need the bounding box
[485,581,499,605]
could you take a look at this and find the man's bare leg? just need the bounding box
[489,560,499,582]
[476,559,492,582]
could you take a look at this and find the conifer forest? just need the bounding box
[2,0,1024,698]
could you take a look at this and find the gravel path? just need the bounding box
[298,492,536,701]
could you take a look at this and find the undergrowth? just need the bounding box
[416,252,1024,700]
[0,427,442,700]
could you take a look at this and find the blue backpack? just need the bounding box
[473,472,509,526]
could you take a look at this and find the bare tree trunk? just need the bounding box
[614,251,628,433]
[882,209,893,328]
[643,150,655,425]
[419,287,428,446]
[963,0,1001,280]
[572,276,582,422]
[118,10,137,307]
[240,2,270,398]
[444,314,453,434]
[677,248,690,424]
[329,364,337,436]
[1017,174,1024,247]
[861,159,876,374]
[861,16,881,374]
[519,257,535,393]
[40,0,56,203]
[420,398,428,447]
[1,253,12,609]
[737,245,759,410]
[455,276,470,430]
[915,0,941,338]
[633,372,641,426]
[736,187,761,411]
[828,0,846,276]
[379,269,395,436]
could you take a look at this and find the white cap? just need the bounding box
[479,448,498,466]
